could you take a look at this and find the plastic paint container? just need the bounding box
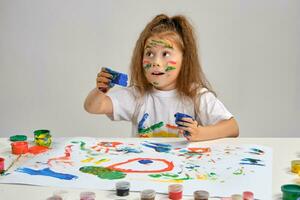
[34,129,52,147]
[0,157,4,173]
[116,181,130,196]
[168,184,183,200]
[80,191,96,200]
[141,189,156,200]
[193,190,209,200]
[46,197,62,200]
[11,141,28,154]
[281,184,300,200]
[292,160,300,174]
[243,191,254,200]
[53,190,68,200]
[9,135,27,142]
[231,194,243,200]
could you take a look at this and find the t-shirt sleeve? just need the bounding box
[199,91,233,126]
[106,87,137,121]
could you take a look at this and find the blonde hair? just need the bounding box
[129,14,214,123]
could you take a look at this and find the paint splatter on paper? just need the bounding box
[0,138,272,199]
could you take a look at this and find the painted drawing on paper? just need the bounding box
[0,137,272,199]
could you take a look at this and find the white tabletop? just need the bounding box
[0,137,299,200]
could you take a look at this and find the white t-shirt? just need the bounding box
[107,87,233,137]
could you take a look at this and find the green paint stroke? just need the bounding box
[138,121,164,134]
[149,173,191,181]
[144,63,152,70]
[150,39,173,49]
[165,66,176,72]
[80,166,126,180]
[233,168,244,175]
[152,82,159,85]
[71,141,99,156]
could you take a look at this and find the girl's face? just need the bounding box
[142,36,183,91]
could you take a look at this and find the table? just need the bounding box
[0,137,299,200]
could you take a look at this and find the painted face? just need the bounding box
[142,37,183,90]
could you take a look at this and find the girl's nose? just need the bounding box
[152,57,163,68]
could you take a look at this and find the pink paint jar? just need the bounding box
[0,157,4,173]
[11,141,29,154]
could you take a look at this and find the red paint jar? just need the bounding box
[168,184,183,200]
[243,191,254,200]
[11,141,29,154]
[0,157,4,173]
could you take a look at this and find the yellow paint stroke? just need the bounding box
[94,158,110,165]
[152,131,179,138]
[196,174,208,180]
[152,179,184,183]
[81,157,94,163]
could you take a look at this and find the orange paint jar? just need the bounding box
[11,141,29,154]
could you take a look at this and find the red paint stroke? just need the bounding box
[143,60,150,64]
[91,142,123,153]
[168,61,177,65]
[107,158,174,173]
[166,124,178,129]
[47,145,73,166]
[187,147,211,154]
[29,146,49,155]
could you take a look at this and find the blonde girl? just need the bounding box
[84,14,239,141]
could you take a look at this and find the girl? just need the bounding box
[84,14,239,141]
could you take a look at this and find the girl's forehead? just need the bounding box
[145,36,178,49]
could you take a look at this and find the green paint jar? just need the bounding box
[34,129,52,147]
[10,135,27,141]
[281,184,300,200]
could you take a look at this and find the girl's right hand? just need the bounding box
[96,67,113,93]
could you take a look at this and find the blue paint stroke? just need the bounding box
[117,146,143,153]
[240,158,265,166]
[142,142,172,153]
[248,148,265,155]
[138,113,149,130]
[16,167,78,180]
[138,159,153,164]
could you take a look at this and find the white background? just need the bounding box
[0,0,299,137]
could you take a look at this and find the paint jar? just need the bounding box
[291,160,300,174]
[34,129,52,147]
[281,184,300,200]
[242,191,254,200]
[116,181,130,196]
[80,191,96,200]
[9,134,27,142]
[194,190,209,200]
[53,190,68,200]
[0,157,4,173]
[168,184,183,200]
[141,189,156,200]
[231,194,243,200]
[46,196,62,200]
[11,141,28,154]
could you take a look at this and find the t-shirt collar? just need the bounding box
[151,87,178,97]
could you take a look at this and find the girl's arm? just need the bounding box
[84,88,113,115]
[179,117,239,141]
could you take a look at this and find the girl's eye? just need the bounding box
[163,51,170,57]
[145,51,154,57]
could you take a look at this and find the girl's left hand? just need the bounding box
[177,117,203,141]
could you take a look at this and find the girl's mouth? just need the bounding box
[151,71,165,76]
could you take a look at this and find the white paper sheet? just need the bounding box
[0,137,272,199]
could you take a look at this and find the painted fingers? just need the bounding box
[96,68,113,93]
[177,118,201,141]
